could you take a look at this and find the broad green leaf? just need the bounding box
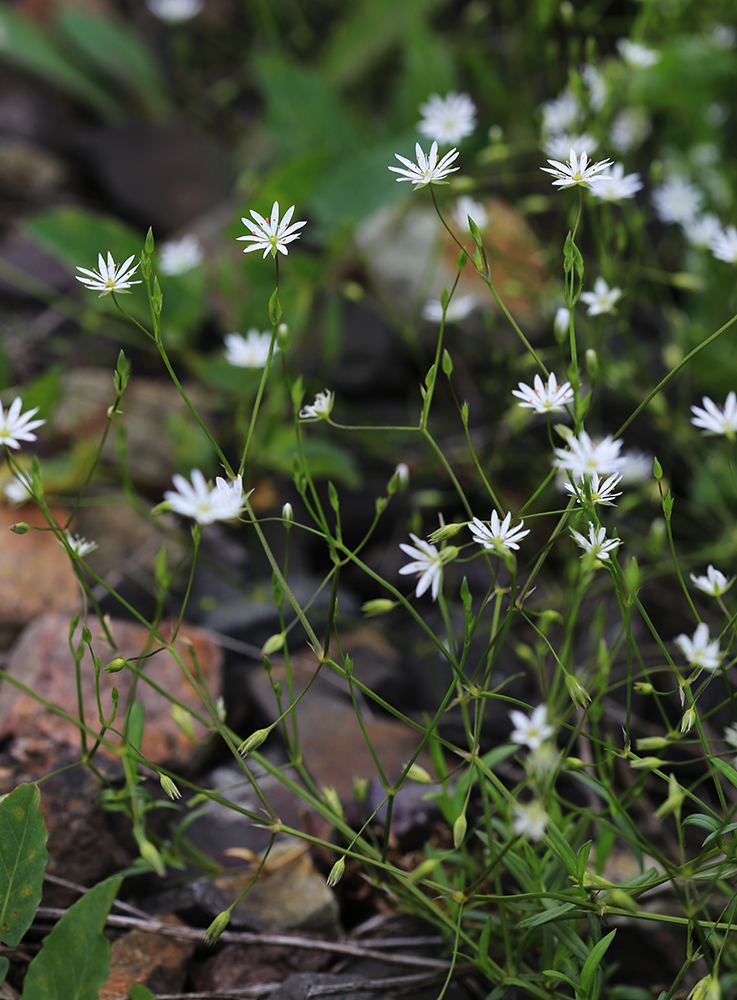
[0,4,125,120]
[21,876,122,1000]
[0,784,48,948]
[579,928,617,995]
[129,986,157,1000]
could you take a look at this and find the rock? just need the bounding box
[99,914,195,1000]
[0,503,80,648]
[193,937,330,992]
[0,613,223,774]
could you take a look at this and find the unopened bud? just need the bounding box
[138,837,166,877]
[361,598,398,617]
[680,707,697,735]
[262,632,285,656]
[238,727,272,756]
[159,774,182,800]
[636,736,670,751]
[453,813,467,848]
[104,657,129,674]
[205,909,231,945]
[282,502,293,522]
[428,523,464,544]
[326,857,345,887]
[630,756,662,771]
[406,763,434,784]
[276,322,289,349]
[565,672,591,708]
[688,974,720,1000]
[171,704,196,740]
[10,522,30,534]
[634,682,655,695]
[322,786,343,819]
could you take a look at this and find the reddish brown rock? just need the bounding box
[99,914,195,1000]
[0,613,223,774]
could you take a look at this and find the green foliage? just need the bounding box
[0,785,48,949]
[20,877,122,1000]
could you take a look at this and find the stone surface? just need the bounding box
[99,914,195,1000]
[0,613,224,774]
[193,938,330,992]
[0,503,81,646]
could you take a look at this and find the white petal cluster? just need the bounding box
[512,800,548,841]
[512,373,573,414]
[690,566,734,597]
[0,397,45,450]
[569,523,622,560]
[164,470,246,525]
[469,510,530,552]
[159,234,204,275]
[3,471,33,503]
[541,149,612,190]
[509,705,555,751]
[563,473,622,506]
[451,196,488,232]
[76,251,142,296]
[652,177,704,224]
[710,225,737,263]
[398,534,445,601]
[224,330,277,369]
[422,295,478,323]
[580,277,622,316]
[674,623,721,672]
[389,141,460,189]
[553,430,625,480]
[417,92,476,145]
[690,392,737,435]
[146,0,203,21]
[299,390,334,421]
[541,132,598,161]
[61,532,98,557]
[616,39,661,68]
[237,202,306,259]
[590,163,643,202]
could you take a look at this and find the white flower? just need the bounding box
[512,372,573,413]
[76,251,142,296]
[554,430,625,480]
[652,177,704,224]
[711,225,737,263]
[541,132,598,161]
[580,277,622,316]
[540,148,612,190]
[708,24,736,49]
[224,330,277,368]
[417,92,476,145]
[512,800,548,841]
[0,397,45,451]
[3,471,33,503]
[690,392,737,435]
[674,622,721,672]
[164,470,246,524]
[724,723,737,748]
[236,202,306,259]
[690,566,734,597]
[563,472,622,506]
[422,295,478,323]
[590,163,643,202]
[509,705,554,751]
[61,532,98,557]
[619,449,653,485]
[569,522,622,560]
[158,234,204,275]
[539,92,581,135]
[146,0,203,22]
[469,510,530,552]
[681,213,722,249]
[299,390,334,421]
[616,39,660,68]
[394,463,410,488]
[582,64,607,112]
[451,195,488,231]
[398,534,444,601]
[389,141,460,189]
[554,307,570,337]
[610,108,651,153]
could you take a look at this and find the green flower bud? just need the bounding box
[406,763,434,784]
[104,657,129,674]
[159,774,182,800]
[205,908,231,945]
[10,522,30,534]
[238,727,272,756]
[361,598,398,617]
[262,632,285,656]
[453,813,467,848]
[326,857,345,888]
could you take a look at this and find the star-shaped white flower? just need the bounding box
[76,251,142,297]
[711,225,737,264]
[569,522,621,560]
[580,277,622,316]
[512,799,548,841]
[690,566,734,597]
[681,213,722,249]
[398,534,445,601]
[159,234,204,275]
[540,148,612,189]
[553,430,626,480]
[652,177,704,224]
[237,202,306,259]
[509,705,555,751]
[539,92,581,136]
[541,132,598,161]
[164,470,246,525]
[610,108,651,154]
[590,163,643,202]
[299,390,334,421]
[389,141,460,189]
[0,397,45,450]
[674,622,721,672]
[690,393,737,435]
[616,38,660,68]
[422,295,478,323]
[3,470,33,503]
[61,532,98,557]
[469,510,530,552]
[451,196,488,232]
[563,472,622,506]
[417,92,476,145]
[512,372,573,413]
[224,330,277,369]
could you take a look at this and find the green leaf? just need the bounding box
[579,928,617,996]
[711,756,737,790]
[516,902,579,930]
[129,986,157,1000]
[21,877,122,1000]
[24,207,142,274]
[0,784,49,948]
[545,820,579,875]
[0,955,9,985]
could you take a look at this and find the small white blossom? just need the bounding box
[710,225,737,263]
[690,566,734,597]
[619,449,653,485]
[541,148,612,190]
[164,470,246,525]
[299,390,334,421]
[61,532,98,557]
[610,108,651,153]
[708,24,736,49]
[652,177,704,224]
[398,534,445,601]
[554,430,625,480]
[724,723,737,748]
[569,522,622,560]
[389,141,460,188]
[224,330,277,368]
[616,39,660,68]
[76,251,142,296]
[237,202,306,259]
[580,277,622,316]
[158,234,204,274]
[469,510,530,552]
[564,472,622,506]
[539,92,581,135]
[417,92,476,145]
[690,392,737,435]
[394,462,410,489]
[554,307,570,337]
[3,471,33,503]
[146,0,203,21]
[451,196,488,231]
[422,295,478,323]
[509,705,554,751]
[0,397,45,451]
[512,800,548,841]
[541,132,598,161]
[582,64,607,112]
[681,213,722,249]
[674,622,721,672]
[590,163,643,202]
[512,372,573,413]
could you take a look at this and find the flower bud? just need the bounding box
[554,306,570,342]
[406,763,434,784]
[634,682,655,695]
[361,598,398,617]
[322,786,343,819]
[428,523,464,544]
[680,707,697,735]
[238,727,272,756]
[262,632,285,656]
[453,813,467,848]
[585,348,598,379]
[565,672,591,708]
[326,857,345,888]
[277,322,290,349]
[138,837,166,876]
[282,502,293,522]
[171,704,196,740]
[104,657,129,674]
[205,909,231,945]
[10,522,30,534]
[629,756,662,770]
[688,975,720,1000]
[159,774,182,800]
[636,736,670,751]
